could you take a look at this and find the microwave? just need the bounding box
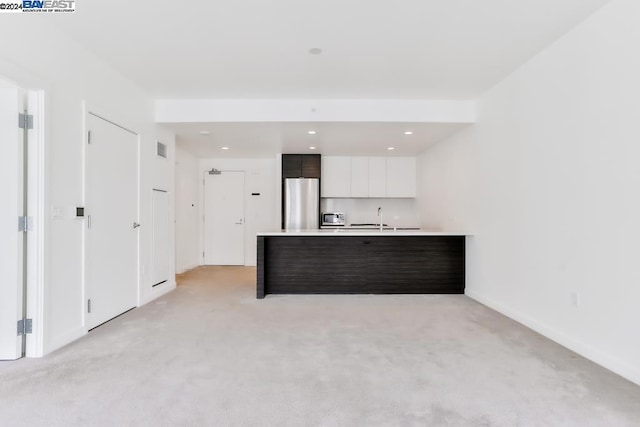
[322,212,346,226]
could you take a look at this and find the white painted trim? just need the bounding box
[466,290,640,387]
[135,132,141,308]
[47,326,85,355]
[176,264,199,274]
[25,90,45,357]
[156,99,477,124]
[139,280,176,306]
[81,102,88,333]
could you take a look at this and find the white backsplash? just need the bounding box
[321,198,419,227]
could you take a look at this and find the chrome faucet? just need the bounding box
[378,206,383,231]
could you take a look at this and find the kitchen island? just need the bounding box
[257,230,469,299]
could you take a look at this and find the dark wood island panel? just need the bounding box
[257,235,465,298]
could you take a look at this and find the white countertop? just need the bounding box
[257,229,471,236]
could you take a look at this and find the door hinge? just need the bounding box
[87,299,92,313]
[17,319,33,336]
[18,113,33,130]
[203,251,205,258]
[18,216,33,232]
[87,130,92,144]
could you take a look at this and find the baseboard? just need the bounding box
[466,290,640,387]
[40,282,176,356]
[139,280,176,306]
[43,326,86,357]
[176,263,199,274]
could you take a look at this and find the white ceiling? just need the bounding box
[168,122,467,158]
[51,0,608,99]
[49,0,609,157]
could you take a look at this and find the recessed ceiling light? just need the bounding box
[221,147,229,150]
[387,147,395,150]
[308,130,317,135]
[309,146,316,150]
[309,48,323,55]
[404,131,413,135]
[200,130,211,135]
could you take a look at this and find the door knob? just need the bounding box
[133,222,141,229]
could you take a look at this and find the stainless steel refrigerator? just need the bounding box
[284,178,319,230]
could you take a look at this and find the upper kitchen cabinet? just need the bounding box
[282,154,321,178]
[322,157,351,197]
[350,157,369,198]
[321,156,416,198]
[385,157,416,198]
[368,157,387,198]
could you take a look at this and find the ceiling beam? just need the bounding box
[155,99,476,124]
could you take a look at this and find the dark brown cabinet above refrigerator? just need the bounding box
[282,154,321,178]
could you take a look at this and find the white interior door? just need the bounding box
[0,88,25,360]
[204,171,245,265]
[152,189,170,286]
[86,114,138,330]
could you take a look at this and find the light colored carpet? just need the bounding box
[1,266,639,426]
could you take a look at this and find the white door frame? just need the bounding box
[82,108,141,332]
[25,90,46,357]
[0,79,46,358]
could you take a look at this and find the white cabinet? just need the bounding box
[322,157,351,197]
[368,158,387,198]
[322,156,416,198]
[350,157,369,198]
[385,157,416,198]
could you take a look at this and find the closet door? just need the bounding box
[152,190,170,287]
[85,113,139,330]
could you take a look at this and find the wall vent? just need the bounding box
[156,141,167,158]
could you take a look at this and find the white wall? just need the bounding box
[321,198,419,228]
[199,158,278,266]
[0,20,175,354]
[417,0,640,385]
[175,146,200,273]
